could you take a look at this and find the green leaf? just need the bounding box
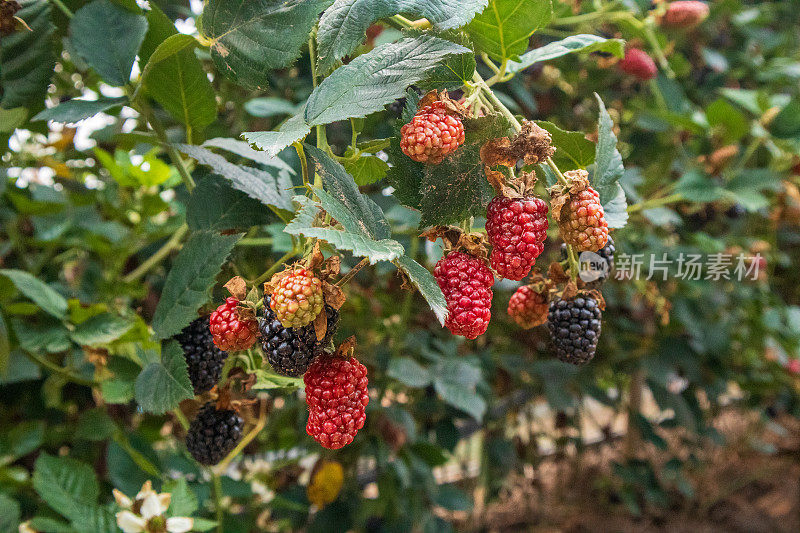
[187,176,273,231]
[673,169,723,203]
[770,99,800,139]
[134,340,194,414]
[506,34,624,73]
[434,376,486,420]
[140,5,216,132]
[242,111,312,158]
[203,137,296,174]
[244,97,300,118]
[286,196,405,262]
[436,484,472,511]
[0,269,68,319]
[317,0,488,72]
[28,517,75,533]
[0,493,20,533]
[603,183,629,229]
[0,107,29,132]
[32,454,99,521]
[419,114,514,226]
[592,94,625,204]
[0,0,54,110]
[70,0,148,86]
[1,421,45,465]
[387,357,431,388]
[70,506,118,533]
[74,409,117,441]
[70,313,133,346]
[203,0,333,90]
[393,255,447,326]
[0,312,10,377]
[151,231,241,339]
[305,144,393,240]
[163,478,198,517]
[536,120,595,170]
[177,144,293,211]
[467,0,552,61]
[343,153,389,186]
[31,97,128,123]
[304,35,471,126]
[11,320,71,353]
[705,98,748,144]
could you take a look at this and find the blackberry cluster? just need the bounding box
[175,316,229,394]
[185,403,243,465]
[434,251,494,339]
[547,295,602,365]
[260,295,339,377]
[486,196,549,280]
[304,354,369,450]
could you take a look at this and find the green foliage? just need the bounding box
[31,97,129,124]
[0,0,54,109]
[467,0,552,61]
[134,340,194,414]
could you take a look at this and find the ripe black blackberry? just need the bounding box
[260,295,339,377]
[175,316,229,394]
[547,295,602,365]
[185,403,243,465]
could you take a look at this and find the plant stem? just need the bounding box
[173,408,190,431]
[113,431,162,478]
[49,0,73,18]
[135,98,196,191]
[236,237,274,247]
[335,257,370,287]
[23,350,98,387]
[566,245,580,282]
[627,193,683,213]
[212,473,224,533]
[123,224,188,283]
[546,157,569,186]
[642,22,674,78]
[252,249,298,286]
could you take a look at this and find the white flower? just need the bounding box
[114,481,194,533]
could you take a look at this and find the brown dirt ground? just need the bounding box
[457,411,800,532]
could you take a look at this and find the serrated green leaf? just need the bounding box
[244,97,300,118]
[434,378,486,420]
[387,357,431,387]
[203,138,295,174]
[286,196,405,262]
[151,231,241,339]
[419,114,514,227]
[70,0,148,86]
[75,409,117,441]
[343,153,389,186]
[770,99,800,139]
[506,34,624,73]
[140,5,216,132]
[69,313,133,346]
[70,506,118,533]
[536,120,595,170]
[305,36,471,126]
[467,0,552,61]
[32,454,99,521]
[163,478,198,517]
[592,94,625,204]
[673,169,722,203]
[1,421,45,465]
[0,0,55,110]
[28,517,75,533]
[177,144,293,211]
[203,0,333,90]
[393,255,447,325]
[31,97,128,123]
[0,269,67,318]
[242,111,312,158]
[187,176,273,231]
[305,144,393,239]
[134,340,194,414]
[317,0,488,73]
[11,320,71,353]
[603,182,628,229]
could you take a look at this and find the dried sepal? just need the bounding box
[334,336,357,359]
[547,261,571,285]
[547,168,591,220]
[305,242,326,271]
[313,306,329,342]
[322,281,346,310]
[224,276,248,301]
[418,90,470,118]
[319,255,341,281]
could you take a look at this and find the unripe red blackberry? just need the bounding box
[434,251,494,339]
[486,196,549,280]
[400,101,465,164]
[618,48,658,80]
[661,1,709,29]
[558,187,609,252]
[260,295,339,377]
[547,295,602,365]
[270,268,324,328]
[185,403,243,465]
[508,285,549,329]
[304,353,369,450]
[175,316,229,394]
[209,297,258,351]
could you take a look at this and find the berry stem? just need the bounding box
[48,0,73,18]
[546,157,569,186]
[252,248,299,286]
[335,257,370,287]
[22,349,99,387]
[122,224,189,283]
[627,192,683,213]
[211,473,224,533]
[642,20,675,78]
[566,244,580,282]
[172,408,190,431]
